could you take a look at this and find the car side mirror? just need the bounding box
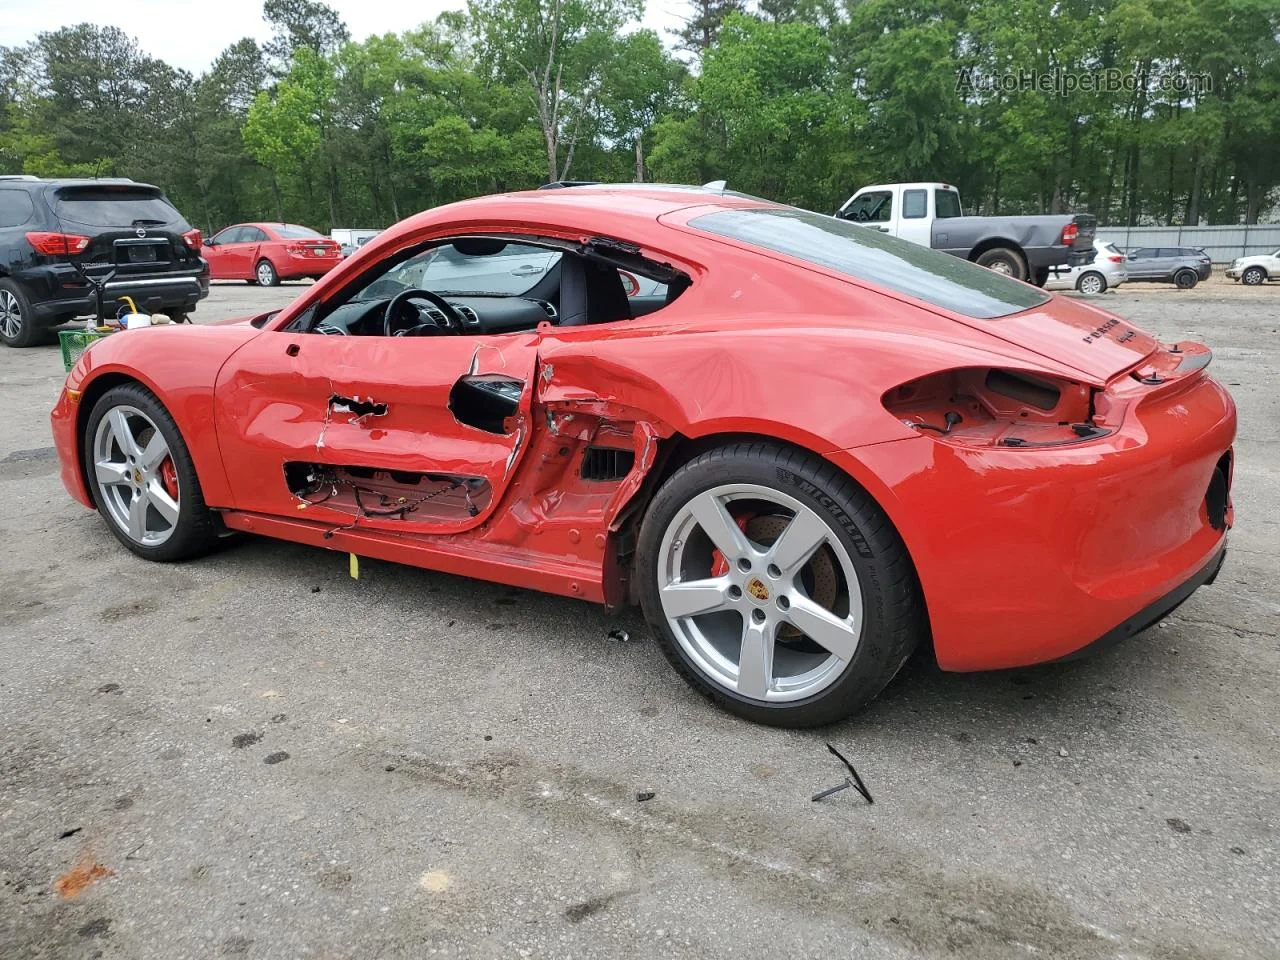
[205,238,218,247]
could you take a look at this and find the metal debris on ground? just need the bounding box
[636,791,655,802]
[812,743,874,804]
[607,629,629,642]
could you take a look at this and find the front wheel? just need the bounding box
[255,259,280,287]
[1242,266,1266,286]
[637,443,925,727]
[83,383,219,562]
[1076,271,1107,295]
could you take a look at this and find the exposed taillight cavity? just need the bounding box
[26,231,90,256]
[884,367,1110,448]
[1108,255,1124,263]
[1061,222,1079,245]
[182,228,202,250]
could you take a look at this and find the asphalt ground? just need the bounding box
[1,276,1276,959]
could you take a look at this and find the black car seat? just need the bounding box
[558,254,632,326]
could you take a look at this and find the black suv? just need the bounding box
[0,176,209,347]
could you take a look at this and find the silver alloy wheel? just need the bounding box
[987,260,1013,276]
[257,261,275,285]
[1077,272,1104,295]
[657,483,863,703]
[92,405,180,547]
[0,289,22,340]
[1243,267,1264,285]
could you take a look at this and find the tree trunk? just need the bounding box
[1245,174,1263,224]
[271,174,285,222]
[383,145,400,221]
[1186,151,1203,225]
[634,134,644,183]
[326,156,339,229]
[544,125,558,183]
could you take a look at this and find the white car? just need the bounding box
[1225,249,1280,285]
[1044,239,1128,295]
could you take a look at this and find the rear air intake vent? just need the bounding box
[580,446,635,482]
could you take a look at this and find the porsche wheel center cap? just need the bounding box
[745,577,770,602]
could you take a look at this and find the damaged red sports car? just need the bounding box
[51,184,1236,726]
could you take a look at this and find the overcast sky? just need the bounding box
[0,0,688,73]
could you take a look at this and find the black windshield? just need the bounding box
[691,207,1049,319]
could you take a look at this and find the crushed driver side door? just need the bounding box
[213,328,539,533]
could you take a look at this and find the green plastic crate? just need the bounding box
[58,328,113,372]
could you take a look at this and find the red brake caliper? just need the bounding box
[159,457,180,500]
[709,513,753,576]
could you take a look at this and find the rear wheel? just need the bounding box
[1174,269,1198,289]
[0,279,44,348]
[975,247,1028,282]
[637,443,925,727]
[83,383,219,562]
[1076,271,1107,295]
[1242,266,1266,286]
[256,259,279,287]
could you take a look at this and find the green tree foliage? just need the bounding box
[1,0,1276,233]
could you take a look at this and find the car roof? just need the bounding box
[460,183,776,224]
[2,177,158,190]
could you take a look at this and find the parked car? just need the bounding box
[203,223,341,286]
[1044,239,1128,294]
[331,228,380,257]
[836,182,1097,285]
[51,184,1235,727]
[1122,246,1212,288]
[1225,249,1280,285]
[0,175,208,347]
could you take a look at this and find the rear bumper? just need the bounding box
[278,256,342,279]
[25,264,209,323]
[1023,246,1094,271]
[1052,545,1226,662]
[838,373,1237,671]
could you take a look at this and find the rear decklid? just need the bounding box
[978,290,1158,381]
[45,182,202,279]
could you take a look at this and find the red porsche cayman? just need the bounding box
[51,185,1236,726]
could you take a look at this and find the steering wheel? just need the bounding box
[383,288,467,337]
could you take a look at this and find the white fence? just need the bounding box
[1096,224,1280,264]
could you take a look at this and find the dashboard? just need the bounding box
[314,294,559,337]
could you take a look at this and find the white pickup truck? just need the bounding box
[836,182,1097,286]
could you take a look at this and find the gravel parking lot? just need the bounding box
[1,278,1276,959]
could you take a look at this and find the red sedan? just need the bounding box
[203,222,341,286]
[50,185,1235,726]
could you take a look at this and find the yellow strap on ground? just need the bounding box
[349,553,359,579]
